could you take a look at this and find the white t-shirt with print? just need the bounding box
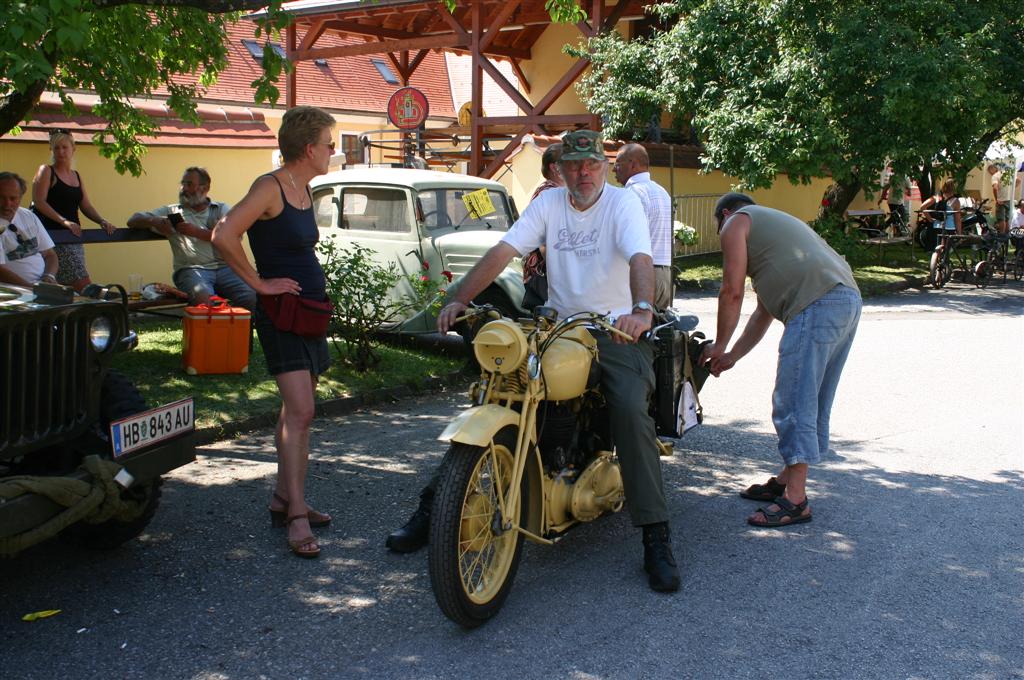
[501,184,651,319]
[0,207,54,283]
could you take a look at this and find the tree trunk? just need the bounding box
[0,79,48,139]
[815,178,863,224]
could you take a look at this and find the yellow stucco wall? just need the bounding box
[0,109,413,287]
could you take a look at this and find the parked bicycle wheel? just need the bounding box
[929,249,948,288]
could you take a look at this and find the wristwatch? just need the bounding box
[632,301,654,314]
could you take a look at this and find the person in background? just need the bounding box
[614,143,674,310]
[212,106,336,560]
[127,167,255,309]
[988,164,1019,235]
[702,193,861,529]
[31,130,116,291]
[0,172,58,286]
[877,169,912,234]
[520,142,564,310]
[918,179,962,236]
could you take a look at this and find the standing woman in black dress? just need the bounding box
[212,106,335,559]
[31,130,116,291]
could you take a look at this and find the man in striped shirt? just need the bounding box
[614,144,674,310]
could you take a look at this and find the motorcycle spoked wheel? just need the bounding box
[428,426,526,628]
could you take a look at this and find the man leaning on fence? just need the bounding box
[127,167,255,309]
[0,172,58,287]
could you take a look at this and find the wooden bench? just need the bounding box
[861,235,913,262]
[49,228,188,315]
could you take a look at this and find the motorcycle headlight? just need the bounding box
[472,319,527,375]
[89,316,113,352]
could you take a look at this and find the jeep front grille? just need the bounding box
[0,312,91,457]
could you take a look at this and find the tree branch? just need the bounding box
[88,0,268,11]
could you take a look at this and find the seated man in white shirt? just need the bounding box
[0,171,58,287]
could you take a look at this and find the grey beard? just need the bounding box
[179,193,208,210]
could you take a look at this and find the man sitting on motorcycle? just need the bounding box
[386,129,681,593]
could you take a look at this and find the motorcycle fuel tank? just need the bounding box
[540,328,595,401]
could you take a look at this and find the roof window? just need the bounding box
[370,58,400,85]
[242,39,287,62]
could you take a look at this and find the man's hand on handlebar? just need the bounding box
[437,301,468,334]
[612,310,652,344]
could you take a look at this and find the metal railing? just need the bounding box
[672,193,721,257]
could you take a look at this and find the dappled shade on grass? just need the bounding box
[113,320,462,429]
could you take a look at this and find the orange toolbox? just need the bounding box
[181,298,251,375]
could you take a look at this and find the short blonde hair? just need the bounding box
[941,178,957,194]
[48,131,74,162]
[278,106,335,162]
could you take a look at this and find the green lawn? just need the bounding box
[120,241,924,433]
[675,240,928,297]
[113,319,463,430]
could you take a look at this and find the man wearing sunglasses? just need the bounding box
[128,167,255,309]
[0,171,58,287]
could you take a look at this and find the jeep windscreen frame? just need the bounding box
[416,188,513,232]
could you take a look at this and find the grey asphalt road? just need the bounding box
[2,282,1022,680]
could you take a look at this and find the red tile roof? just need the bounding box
[16,100,277,148]
[151,20,455,119]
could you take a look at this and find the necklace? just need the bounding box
[283,168,307,209]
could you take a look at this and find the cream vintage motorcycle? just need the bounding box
[428,305,706,628]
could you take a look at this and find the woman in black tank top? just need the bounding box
[31,130,117,291]
[212,106,338,560]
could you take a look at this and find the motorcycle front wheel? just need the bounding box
[428,426,526,628]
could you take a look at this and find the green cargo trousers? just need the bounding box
[593,333,669,527]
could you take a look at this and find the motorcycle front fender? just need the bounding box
[438,404,523,447]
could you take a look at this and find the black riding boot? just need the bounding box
[386,487,433,553]
[642,522,681,592]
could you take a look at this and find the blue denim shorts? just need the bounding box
[772,284,861,466]
[173,266,257,311]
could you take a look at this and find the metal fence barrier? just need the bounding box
[672,193,721,257]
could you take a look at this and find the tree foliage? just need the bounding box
[579,0,1024,216]
[1,0,284,176]
[2,0,586,177]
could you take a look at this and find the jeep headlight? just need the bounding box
[472,319,526,375]
[89,316,113,352]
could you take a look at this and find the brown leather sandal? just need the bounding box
[287,515,321,559]
[269,492,331,528]
[739,476,786,501]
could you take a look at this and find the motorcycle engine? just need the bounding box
[536,396,609,472]
[536,401,583,472]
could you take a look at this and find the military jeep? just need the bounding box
[0,282,195,557]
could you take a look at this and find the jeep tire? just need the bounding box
[62,371,163,550]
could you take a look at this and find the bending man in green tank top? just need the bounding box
[701,193,862,528]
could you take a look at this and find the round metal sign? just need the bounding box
[387,87,429,130]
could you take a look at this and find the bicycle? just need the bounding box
[1011,227,1024,281]
[972,230,1012,286]
[882,206,911,238]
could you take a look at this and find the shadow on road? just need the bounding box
[2,404,1020,679]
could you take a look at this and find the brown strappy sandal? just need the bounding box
[269,492,331,528]
[287,515,321,559]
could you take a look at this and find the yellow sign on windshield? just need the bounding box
[462,188,495,219]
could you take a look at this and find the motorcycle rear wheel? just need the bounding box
[428,426,525,628]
